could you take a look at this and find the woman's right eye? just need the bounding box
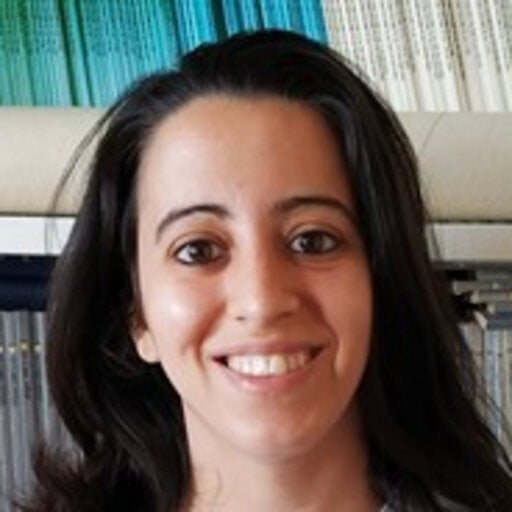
[172,239,224,266]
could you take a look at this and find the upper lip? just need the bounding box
[209,340,325,359]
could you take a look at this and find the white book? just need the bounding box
[13,311,31,494]
[403,0,438,110]
[461,320,484,382]
[373,0,400,108]
[2,312,18,503]
[468,0,506,110]
[351,2,378,86]
[451,0,486,110]
[338,0,358,61]
[428,0,464,110]
[322,0,343,53]
[0,312,10,509]
[501,331,512,435]
[32,311,51,441]
[486,0,512,110]
[389,0,419,109]
[483,329,501,436]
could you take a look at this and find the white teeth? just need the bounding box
[226,350,312,376]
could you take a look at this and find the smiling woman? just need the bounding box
[21,30,512,512]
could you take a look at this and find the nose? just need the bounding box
[226,244,301,328]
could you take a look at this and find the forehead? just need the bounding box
[137,94,352,212]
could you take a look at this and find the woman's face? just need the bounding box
[133,95,373,460]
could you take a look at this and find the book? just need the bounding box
[60,0,92,105]
[300,0,328,42]
[474,309,512,331]
[486,0,512,110]
[4,0,33,104]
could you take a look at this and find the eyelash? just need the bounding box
[288,230,341,255]
[172,230,342,266]
[173,239,225,266]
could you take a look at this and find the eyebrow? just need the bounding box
[274,195,357,227]
[154,195,357,243]
[155,204,230,242]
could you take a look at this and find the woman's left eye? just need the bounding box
[288,230,341,255]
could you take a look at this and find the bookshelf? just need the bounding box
[0,1,511,111]
[0,1,511,509]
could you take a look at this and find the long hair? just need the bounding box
[22,30,512,511]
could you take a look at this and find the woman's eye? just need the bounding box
[288,230,340,255]
[173,240,224,265]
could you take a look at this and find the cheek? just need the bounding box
[316,265,373,377]
[140,274,220,361]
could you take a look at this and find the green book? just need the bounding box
[4,0,33,104]
[299,0,328,43]
[152,0,180,69]
[0,2,11,104]
[239,0,263,30]
[61,0,93,105]
[78,0,108,106]
[32,0,72,105]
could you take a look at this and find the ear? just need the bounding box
[131,323,160,364]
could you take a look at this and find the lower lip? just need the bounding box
[214,353,321,393]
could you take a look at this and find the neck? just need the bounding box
[183,406,381,512]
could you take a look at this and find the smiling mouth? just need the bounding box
[215,348,322,377]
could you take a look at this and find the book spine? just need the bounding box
[427,0,462,110]
[468,0,505,110]
[155,0,180,66]
[60,0,92,105]
[392,0,420,110]
[404,0,437,110]
[32,311,51,439]
[15,310,34,487]
[0,1,13,104]
[5,0,33,104]
[4,311,20,496]
[373,0,401,109]
[320,0,343,54]
[193,0,218,42]
[453,0,487,110]
[299,0,328,42]
[259,0,281,28]
[239,0,262,29]
[487,0,512,110]
[0,311,13,503]
[173,0,194,54]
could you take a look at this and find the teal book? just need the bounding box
[173,0,195,54]
[107,0,135,99]
[78,0,109,106]
[0,3,11,104]
[4,0,33,104]
[287,0,305,33]
[125,0,153,84]
[259,0,282,28]
[239,0,263,30]
[152,0,180,69]
[37,0,72,105]
[260,0,295,29]
[220,0,241,35]
[139,0,164,72]
[298,0,328,43]
[99,0,128,103]
[192,0,219,43]
[23,0,47,105]
[60,0,93,106]
[134,0,162,75]
[113,0,139,92]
